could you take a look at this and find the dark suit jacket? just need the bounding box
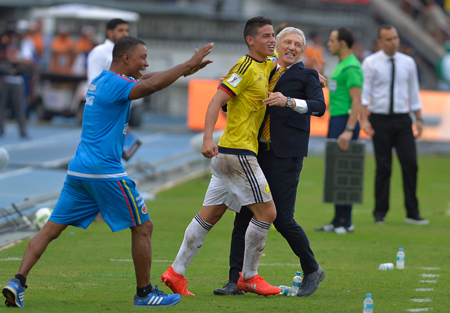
[265,61,326,158]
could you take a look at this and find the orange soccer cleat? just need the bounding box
[237,273,280,296]
[161,265,194,296]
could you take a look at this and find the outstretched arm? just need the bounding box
[129,43,214,100]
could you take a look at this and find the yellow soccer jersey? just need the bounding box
[218,55,274,155]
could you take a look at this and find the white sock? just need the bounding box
[242,218,271,280]
[172,214,213,275]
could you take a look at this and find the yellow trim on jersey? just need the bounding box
[123,180,141,225]
[219,55,274,154]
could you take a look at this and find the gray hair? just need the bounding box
[276,27,307,53]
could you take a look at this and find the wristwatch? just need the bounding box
[286,97,293,108]
[345,125,354,132]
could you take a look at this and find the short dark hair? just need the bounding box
[377,24,395,38]
[243,16,272,46]
[336,27,354,49]
[112,36,145,60]
[107,18,128,31]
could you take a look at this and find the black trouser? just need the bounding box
[228,148,318,284]
[0,77,27,137]
[369,113,419,218]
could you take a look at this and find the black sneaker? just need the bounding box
[296,266,325,297]
[405,215,429,225]
[374,216,385,224]
[213,281,244,295]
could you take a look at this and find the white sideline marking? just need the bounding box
[421,274,439,278]
[410,299,432,302]
[0,257,21,261]
[430,183,450,190]
[406,309,433,312]
[421,267,440,270]
[416,288,434,291]
[419,280,437,283]
[0,167,33,179]
[110,259,172,263]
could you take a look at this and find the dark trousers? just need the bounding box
[327,115,360,227]
[369,113,419,218]
[228,148,318,284]
[0,77,27,137]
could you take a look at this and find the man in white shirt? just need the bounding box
[87,18,129,84]
[360,25,428,225]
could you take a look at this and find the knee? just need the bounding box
[273,216,294,230]
[41,221,67,241]
[144,219,154,235]
[132,219,153,237]
[265,202,277,223]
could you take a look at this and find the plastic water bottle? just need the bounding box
[288,271,302,296]
[278,285,290,295]
[378,263,394,270]
[396,248,405,269]
[363,293,373,313]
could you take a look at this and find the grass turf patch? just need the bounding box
[0,155,449,312]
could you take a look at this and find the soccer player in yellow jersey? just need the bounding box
[161,16,280,297]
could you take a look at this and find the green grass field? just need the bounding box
[0,156,449,312]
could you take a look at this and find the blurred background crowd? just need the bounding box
[1,0,450,132]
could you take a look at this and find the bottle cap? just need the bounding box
[296,271,302,275]
[366,293,372,297]
[399,248,403,251]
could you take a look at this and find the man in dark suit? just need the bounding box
[214,26,326,297]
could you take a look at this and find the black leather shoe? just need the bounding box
[296,265,325,297]
[375,216,385,224]
[213,281,245,295]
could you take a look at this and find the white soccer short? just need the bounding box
[203,153,272,212]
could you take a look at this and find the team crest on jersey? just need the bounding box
[141,204,148,214]
[86,95,94,106]
[227,73,242,87]
[259,75,263,81]
[328,80,337,92]
[264,184,271,194]
[89,84,97,91]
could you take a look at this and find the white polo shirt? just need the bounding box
[87,39,114,85]
[361,50,422,114]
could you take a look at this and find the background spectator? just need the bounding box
[49,25,75,74]
[303,31,326,73]
[72,26,96,76]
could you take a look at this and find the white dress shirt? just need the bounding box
[87,39,114,85]
[274,64,308,114]
[361,50,422,114]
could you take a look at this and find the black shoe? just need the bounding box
[213,281,244,296]
[374,216,385,224]
[405,215,429,225]
[296,266,325,297]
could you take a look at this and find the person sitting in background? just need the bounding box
[72,26,96,76]
[49,25,75,74]
[302,31,326,74]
